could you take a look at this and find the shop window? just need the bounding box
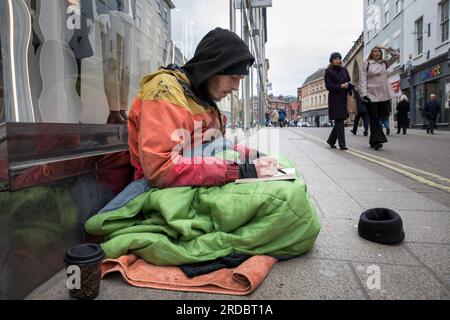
[0,0,177,124]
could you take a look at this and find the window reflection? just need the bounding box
[0,0,176,124]
[0,0,267,128]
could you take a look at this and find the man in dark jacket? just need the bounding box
[278,108,287,128]
[424,94,441,134]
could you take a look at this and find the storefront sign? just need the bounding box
[391,80,401,93]
[421,64,441,82]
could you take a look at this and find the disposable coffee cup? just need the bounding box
[64,243,105,300]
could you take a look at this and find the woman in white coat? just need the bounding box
[359,46,399,151]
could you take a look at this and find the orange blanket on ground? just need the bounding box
[101,254,278,296]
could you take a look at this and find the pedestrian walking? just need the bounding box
[359,46,400,150]
[265,110,270,127]
[396,95,410,134]
[278,107,287,128]
[350,88,369,136]
[424,94,441,135]
[270,108,279,127]
[379,113,391,135]
[324,52,352,150]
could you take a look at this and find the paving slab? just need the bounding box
[250,258,367,300]
[399,211,450,244]
[310,191,364,220]
[352,263,450,300]
[405,243,450,288]
[337,179,410,192]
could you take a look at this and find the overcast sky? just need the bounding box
[171,0,364,96]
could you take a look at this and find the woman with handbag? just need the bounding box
[324,52,353,150]
[359,46,400,150]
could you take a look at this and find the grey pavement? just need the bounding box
[27,128,450,300]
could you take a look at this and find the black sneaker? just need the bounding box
[328,143,337,149]
[340,147,348,151]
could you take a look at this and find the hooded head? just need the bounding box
[182,28,255,101]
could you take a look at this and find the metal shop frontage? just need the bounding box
[400,52,450,129]
[301,109,329,127]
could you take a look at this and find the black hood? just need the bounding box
[182,27,255,95]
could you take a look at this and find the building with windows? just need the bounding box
[343,32,365,86]
[400,0,449,128]
[364,0,450,128]
[299,69,328,126]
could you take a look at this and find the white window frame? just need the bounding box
[135,2,143,30]
[146,13,152,37]
[415,17,424,55]
[440,0,449,43]
[157,0,161,14]
[164,8,168,22]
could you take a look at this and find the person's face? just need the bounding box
[332,58,341,66]
[431,95,437,101]
[206,75,244,102]
[372,47,382,60]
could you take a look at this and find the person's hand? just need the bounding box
[362,96,371,104]
[341,82,349,89]
[254,157,278,178]
[98,14,111,34]
[87,18,94,35]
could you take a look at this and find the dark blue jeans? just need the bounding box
[353,112,369,133]
[428,118,437,132]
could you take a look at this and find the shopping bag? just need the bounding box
[346,95,357,114]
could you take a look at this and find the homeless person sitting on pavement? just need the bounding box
[85,28,321,280]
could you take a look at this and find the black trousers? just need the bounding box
[367,101,388,147]
[397,112,408,133]
[327,119,346,148]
